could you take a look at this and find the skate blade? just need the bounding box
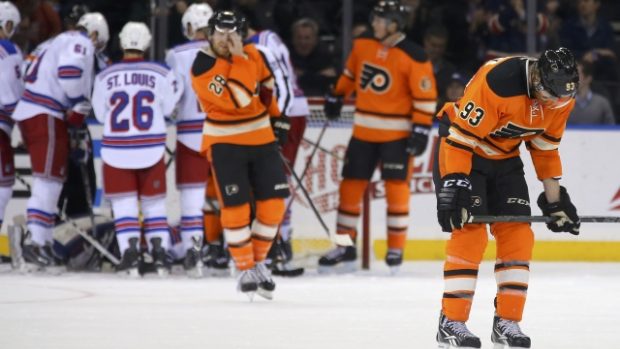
[22,263,64,275]
[256,288,273,300]
[389,265,401,276]
[186,266,203,278]
[206,266,231,277]
[117,268,140,278]
[439,344,479,349]
[493,344,528,349]
[156,268,170,278]
[317,261,357,274]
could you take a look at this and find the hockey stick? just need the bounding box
[58,204,120,266]
[302,137,344,161]
[14,170,32,194]
[165,146,175,169]
[469,215,620,224]
[279,152,353,246]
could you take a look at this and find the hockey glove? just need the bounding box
[537,186,580,235]
[66,100,92,127]
[271,115,291,146]
[69,126,91,165]
[324,93,343,120]
[406,124,431,156]
[437,173,472,232]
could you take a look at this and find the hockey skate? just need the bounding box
[255,262,276,300]
[116,237,141,278]
[385,248,403,275]
[237,268,259,301]
[318,245,357,274]
[268,238,304,277]
[22,240,63,273]
[437,312,481,349]
[491,315,531,349]
[150,237,171,277]
[183,236,204,278]
[203,243,231,276]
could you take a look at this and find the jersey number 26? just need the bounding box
[110,90,155,132]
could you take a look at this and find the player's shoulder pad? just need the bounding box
[0,39,18,55]
[191,49,217,76]
[485,57,528,98]
[395,38,428,63]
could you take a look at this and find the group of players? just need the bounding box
[1,0,585,347]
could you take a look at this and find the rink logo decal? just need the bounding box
[225,184,239,196]
[360,63,391,94]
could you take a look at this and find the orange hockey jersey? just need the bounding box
[334,32,437,143]
[191,43,280,153]
[437,56,575,180]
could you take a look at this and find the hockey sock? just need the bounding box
[141,196,170,252]
[442,224,488,322]
[27,177,63,245]
[111,196,140,254]
[336,179,368,242]
[224,226,254,270]
[253,198,285,262]
[180,187,204,251]
[203,176,223,243]
[385,179,409,251]
[492,222,534,321]
[0,186,11,230]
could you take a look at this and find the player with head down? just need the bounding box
[433,48,581,348]
[12,11,108,270]
[92,22,182,276]
[191,10,290,299]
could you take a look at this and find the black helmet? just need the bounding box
[537,47,579,97]
[370,0,406,30]
[208,10,244,35]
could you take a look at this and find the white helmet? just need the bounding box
[77,12,109,52]
[182,3,213,40]
[119,22,152,52]
[0,1,21,38]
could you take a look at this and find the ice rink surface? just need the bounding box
[1,261,618,349]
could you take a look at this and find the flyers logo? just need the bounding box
[360,63,391,93]
[490,122,544,138]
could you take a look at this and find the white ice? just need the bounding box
[1,261,618,349]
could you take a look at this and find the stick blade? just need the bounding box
[331,234,354,246]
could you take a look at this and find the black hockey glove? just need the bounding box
[537,186,580,235]
[406,124,431,156]
[68,126,91,165]
[324,93,343,120]
[271,115,291,146]
[437,173,473,232]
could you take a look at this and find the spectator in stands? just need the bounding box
[290,17,337,96]
[424,25,457,107]
[444,72,468,103]
[485,0,548,56]
[559,0,617,81]
[568,60,615,125]
[13,0,62,52]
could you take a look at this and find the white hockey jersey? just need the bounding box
[248,30,309,117]
[165,40,207,152]
[92,59,182,169]
[12,31,95,121]
[0,39,23,136]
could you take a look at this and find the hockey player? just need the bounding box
[0,1,23,233]
[243,11,311,275]
[92,22,182,276]
[319,0,437,272]
[433,48,580,348]
[165,3,213,276]
[191,10,290,299]
[12,12,109,268]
